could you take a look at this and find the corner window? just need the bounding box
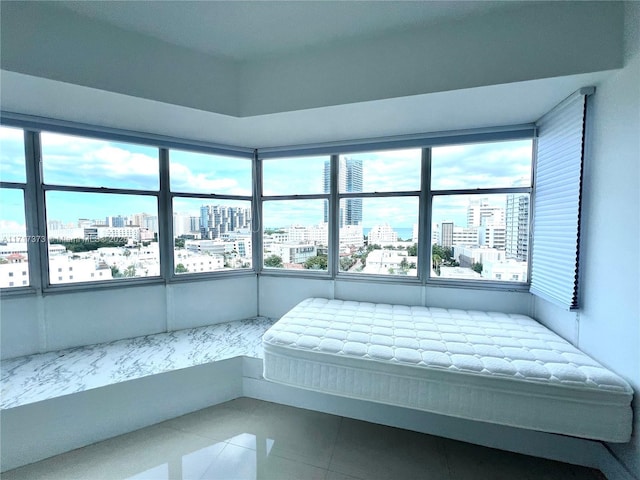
[173,197,252,273]
[169,149,253,275]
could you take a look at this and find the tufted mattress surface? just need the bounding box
[262,298,633,442]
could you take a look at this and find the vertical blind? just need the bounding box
[530,88,593,310]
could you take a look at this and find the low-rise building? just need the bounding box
[482,259,528,282]
[273,244,317,264]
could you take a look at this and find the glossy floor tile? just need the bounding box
[3,398,605,480]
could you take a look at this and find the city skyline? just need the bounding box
[1,127,532,230]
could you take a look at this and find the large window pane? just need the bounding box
[46,191,159,284]
[263,200,328,271]
[170,150,251,195]
[339,149,421,194]
[431,140,532,190]
[340,197,418,276]
[0,188,29,288]
[431,194,529,282]
[41,132,159,190]
[0,126,26,183]
[262,156,328,196]
[173,198,252,273]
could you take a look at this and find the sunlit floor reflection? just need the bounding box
[3,397,605,480]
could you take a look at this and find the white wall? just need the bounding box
[167,276,258,331]
[240,2,623,116]
[534,3,640,477]
[0,2,623,118]
[0,2,239,116]
[0,276,258,359]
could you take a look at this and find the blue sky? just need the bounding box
[0,126,532,232]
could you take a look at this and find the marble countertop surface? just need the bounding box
[1,317,276,410]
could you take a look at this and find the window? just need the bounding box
[169,150,251,196]
[430,140,533,283]
[172,198,252,273]
[41,132,161,285]
[263,199,328,270]
[337,150,421,277]
[0,126,26,184]
[261,156,330,271]
[0,127,29,289]
[2,112,539,292]
[169,149,253,275]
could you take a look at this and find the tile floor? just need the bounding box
[3,398,605,480]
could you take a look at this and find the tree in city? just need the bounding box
[49,237,127,253]
[175,263,189,273]
[304,255,328,270]
[175,238,185,249]
[123,265,137,277]
[264,255,283,268]
[432,244,453,263]
[400,257,409,271]
[432,252,443,276]
[340,256,356,271]
[407,243,418,256]
[472,262,483,274]
[110,266,122,278]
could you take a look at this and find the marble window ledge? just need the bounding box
[1,317,277,410]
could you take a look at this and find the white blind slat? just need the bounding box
[530,90,589,310]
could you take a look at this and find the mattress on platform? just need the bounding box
[262,298,633,442]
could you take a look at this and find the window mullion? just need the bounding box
[158,149,173,281]
[24,130,48,291]
[419,148,432,284]
[253,152,263,274]
[329,154,339,278]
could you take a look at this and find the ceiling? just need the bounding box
[0,1,622,147]
[53,1,520,62]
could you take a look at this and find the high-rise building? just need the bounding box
[324,158,363,226]
[505,194,530,261]
[199,205,252,240]
[111,215,126,228]
[440,222,454,248]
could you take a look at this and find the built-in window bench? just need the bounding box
[1,317,276,410]
[1,316,276,472]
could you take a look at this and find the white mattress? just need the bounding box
[262,298,633,442]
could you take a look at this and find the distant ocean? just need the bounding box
[363,227,414,241]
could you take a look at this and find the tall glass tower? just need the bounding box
[324,158,363,226]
